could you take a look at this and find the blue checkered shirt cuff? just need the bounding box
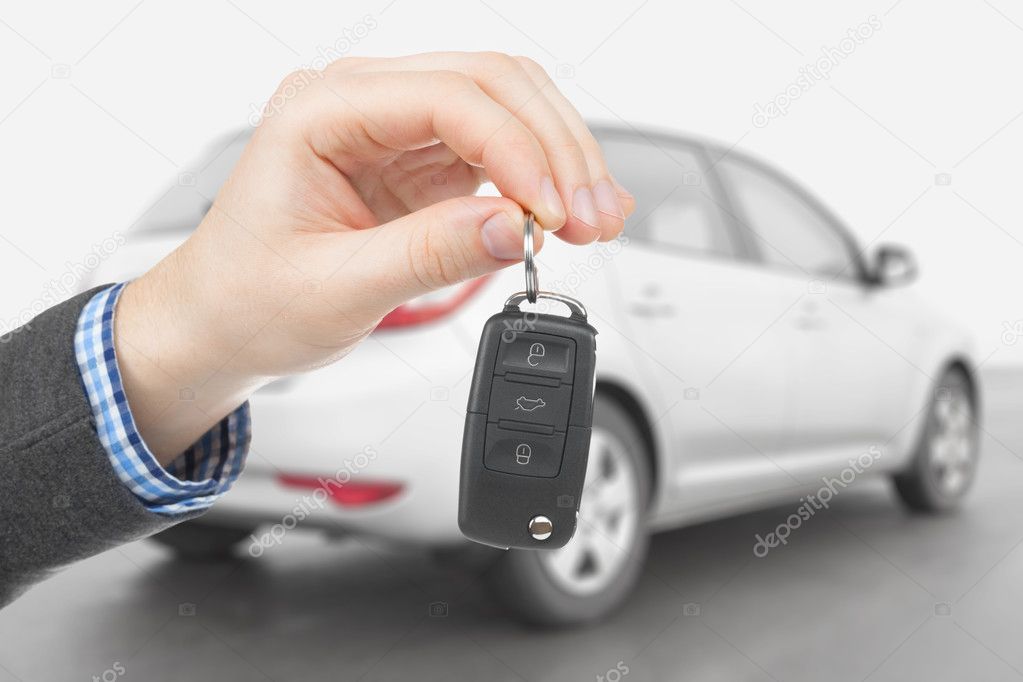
[74,283,250,516]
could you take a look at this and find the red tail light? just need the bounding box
[376,275,491,330]
[277,474,404,508]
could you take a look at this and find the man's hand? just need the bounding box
[113,52,634,463]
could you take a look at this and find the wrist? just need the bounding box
[114,244,264,465]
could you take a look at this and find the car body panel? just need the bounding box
[84,124,980,546]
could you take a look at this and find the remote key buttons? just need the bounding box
[484,428,565,478]
[487,377,572,430]
[497,334,575,378]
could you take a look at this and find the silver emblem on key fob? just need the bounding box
[458,213,598,550]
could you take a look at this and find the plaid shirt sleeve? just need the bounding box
[73,283,250,516]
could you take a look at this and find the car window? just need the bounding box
[717,155,856,279]
[598,136,738,259]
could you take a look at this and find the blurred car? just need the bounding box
[87,125,981,625]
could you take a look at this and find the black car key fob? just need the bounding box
[459,290,597,550]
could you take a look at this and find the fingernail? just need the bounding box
[540,176,566,227]
[481,212,521,260]
[572,186,600,230]
[593,179,625,219]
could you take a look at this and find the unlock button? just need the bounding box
[483,427,565,478]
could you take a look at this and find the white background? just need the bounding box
[1,0,1021,364]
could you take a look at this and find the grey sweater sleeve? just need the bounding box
[0,288,204,606]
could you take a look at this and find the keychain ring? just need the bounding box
[504,291,587,321]
[523,212,539,303]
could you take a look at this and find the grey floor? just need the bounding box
[2,370,1022,682]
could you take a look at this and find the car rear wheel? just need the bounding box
[149,519,255,560]
[485,395,651,626]
[893,367,979,512]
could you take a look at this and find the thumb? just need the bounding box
[357,195,541,302]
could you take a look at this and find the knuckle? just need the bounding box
[544,138,589,168]
[429,69,477,95]
[548,138,587,155]
[473,50,524,82]
[273,69,320,97]
[324,56,368,74]
[480,129,539,167]
[407,227,466,290]
[476,50,514,66]
[515,56,549,82]
[259,70,323,125]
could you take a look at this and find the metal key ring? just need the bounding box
[504,291,588,322]
[523,212,539,303]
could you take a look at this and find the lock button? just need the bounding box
[496,334,575,379]
[483,427,565,478]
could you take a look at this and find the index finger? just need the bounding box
[289,68,569,230]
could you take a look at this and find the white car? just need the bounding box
[88,125,981,625]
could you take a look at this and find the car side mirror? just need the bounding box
[871,244,917,287]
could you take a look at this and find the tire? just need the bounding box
[149,519,255,560]
[485,395,652,627]
[893,367,979,512]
